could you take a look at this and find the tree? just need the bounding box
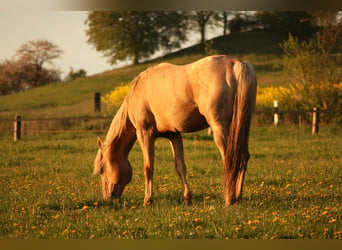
[186,11,215,43]
[0,39,62,95]
[309,11,342,54]
[85,11,189,65]
[222,11,229,35]
[280,11,341,111]
[280,11,341,86]
[256,11,316,37]
[65,67,87,81]
[15,39,62,87]
[0,59,22,95]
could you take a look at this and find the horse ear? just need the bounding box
[97,137,103,150]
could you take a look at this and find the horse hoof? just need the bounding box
[143,198,153,206]
[185,198,193,206]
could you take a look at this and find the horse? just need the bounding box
[93,55,257,206]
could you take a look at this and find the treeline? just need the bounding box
[85,11,323,65]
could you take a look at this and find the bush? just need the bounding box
[102,83,131,113]
[256,83,342,123]
[65,68,87,81]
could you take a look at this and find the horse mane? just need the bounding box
[100,73,144,169]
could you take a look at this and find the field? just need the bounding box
[1,30,341,240]
[1,125,341,239]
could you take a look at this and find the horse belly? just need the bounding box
[156,105,209,133]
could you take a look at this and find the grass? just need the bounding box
[1,125,341,239]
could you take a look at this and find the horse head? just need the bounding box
[94,137,132,200]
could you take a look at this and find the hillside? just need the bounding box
[0,31,291,119]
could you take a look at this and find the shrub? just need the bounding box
[102,83,131,113]
[256,83,342,123]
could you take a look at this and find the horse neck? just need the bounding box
[105,106,136,161]
[114,119,136,160]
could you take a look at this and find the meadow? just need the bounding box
[0,30,341,240]
[0,125,341,239]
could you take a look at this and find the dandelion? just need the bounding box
[53,214,60,219]
[272,217,279,222]
[194,218,201,223]
[82,205,89,210]
[329,218,336,223]
[320,211,328,216]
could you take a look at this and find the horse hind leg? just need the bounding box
[209,120,228,164]
[169,133,192,206]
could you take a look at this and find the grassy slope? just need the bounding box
[0,31,290,119]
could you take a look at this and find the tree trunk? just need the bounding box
[223,11,228,36]
[200,24,206,43]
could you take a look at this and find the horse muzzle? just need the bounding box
[111,183,124,199]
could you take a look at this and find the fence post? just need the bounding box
[14,115,21,141]
[312,107,320,134]
[94,92,101,112]
[273,100,279,125]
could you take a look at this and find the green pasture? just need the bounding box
[0,30,341,239]
[0,125,341,239]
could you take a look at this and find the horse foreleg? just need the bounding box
[169,133,192,206]
[137,130,155,206]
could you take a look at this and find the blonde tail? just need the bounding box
[224,61,257,205]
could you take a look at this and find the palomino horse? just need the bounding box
[94,55,257,206]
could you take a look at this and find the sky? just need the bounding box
[0,11,112,78]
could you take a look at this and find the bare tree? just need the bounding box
[15,39,62,87]
[188,11,214,43]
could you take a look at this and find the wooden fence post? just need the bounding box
[94,92,101,112]
[14,115,21,141]
[273,100,279,125]
[312,107,320,134]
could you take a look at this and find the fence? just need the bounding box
[0,116,112,141]
[2,104,340,141]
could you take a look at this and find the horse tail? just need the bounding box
[224,61,257,205]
